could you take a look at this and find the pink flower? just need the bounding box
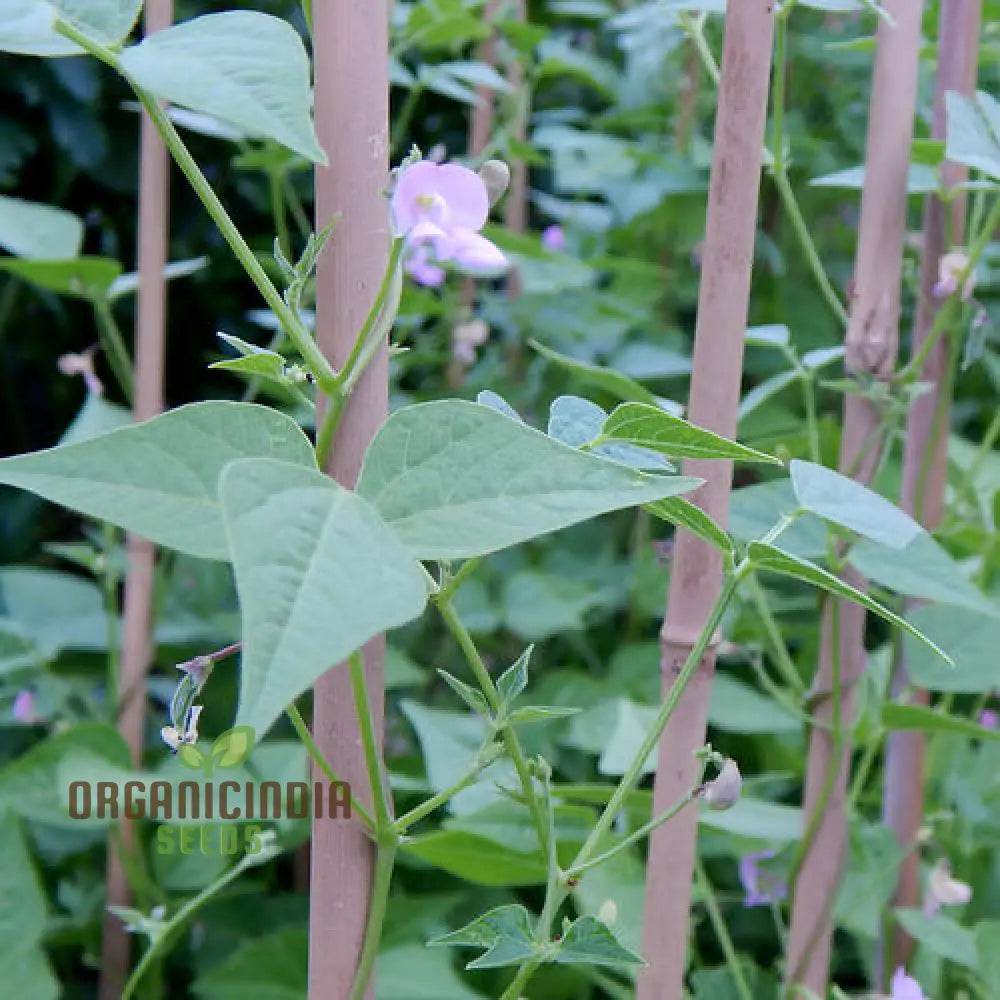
[58,348,103,396]
[391,160,508,279]
[12,690,35,724]
[889,968,928,1000]
[980,708,998,729]
[541,224,565,252]
[933,250,975,300]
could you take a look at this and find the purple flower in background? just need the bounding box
[541,224,565,252]
[391,160,508,279]
[980,708,998,729]
[57,347,103,396]
[738,849,786,907]
[889,967,928,1000]
[12,690,35,724]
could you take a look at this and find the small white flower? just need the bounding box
[924,859,971,915]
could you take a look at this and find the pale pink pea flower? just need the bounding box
[405,244,446,288]
[889,967,928,1000]
[391,160,508,281]
[933,250,975,300]
[979,708,998,729]
[57,347,103,396]
[738,848,786,907]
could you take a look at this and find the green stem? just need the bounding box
[499,962,539,1000]
[92,297,134,403]
[122,844,277,1000]
[846,729,881,812]
[746,574,806,695]
[572,569,744,872]
[347,842,397,1000]
[771,12,788,173]
[390,85,425,155]
[800,371,822,464]
[435,596,550,857]
[348,650,394,830]
[282,174,313,240]
[394,762,485,832]
[269,167,292,263]
[54,18,338,394]
[285,702,374,830]
[101,524,121,721]
[695,858,755,1000]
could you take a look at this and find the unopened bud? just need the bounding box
[703,758,741,811]
[933,250,975,301]
[479,159,511,208]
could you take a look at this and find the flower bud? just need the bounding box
[479,159,511,208]
[703,758,741,811]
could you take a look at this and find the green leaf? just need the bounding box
[894,909,978,970]
[745,324,790,348]
[357,400,702,560]
[729,480,828,558]
[437,670,491,718]
[120,12,327,163]
[210,726,256,769]
[59,394,131,446]
[0,195,82,259]
[975,921,1000,996]
[430,904,538,969]
[496,647,533,707]
[0,0,141,56]
[0,723,131,826]
[0,945,58,1000]
[0,255,122,299]
[644,497,734,559]
[0,627,37,676]
[746,543,953,665]
[789,460,923,548]
[506,705,581,726]
[222,459,428,738]
[881,703,1000,742]
[0,401,316,560]
[529,340,660,405]
[809,164,938,194]
[378,944,485,1000]
[738,370,800,421]
[192,927,307,1000]
[848,534,997,614]
[946,90,1000,180]
[0,810,46,957]
[709,675,800,734]
[601,403,781,464]
[553,915,645,967]
[210,335,288,382]
[698,797,803,844]
[107,256,208,301]
[903,605,1000,693]
[402,829,549,885]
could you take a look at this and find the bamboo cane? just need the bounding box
[98,3,171,997]
[785,3,925,994]
[636,7,774,999]
[308,4,390,998]
[882,0,981,973]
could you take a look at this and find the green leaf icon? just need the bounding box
[209,726,256,770]
[177,744,205,771]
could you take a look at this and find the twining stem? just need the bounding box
[746,574,806,695]
[54,19,338,395]
[681,10,847,328]
[269,166,292,262]
[694,858,755,1000]
[435,595,551,854]
[395,759,487,833]
[92,297,134,403]
[348,650,394,830]
[347,841,397,1000]
[286,702,374,830]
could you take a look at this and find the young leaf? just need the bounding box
[601,403,782,464]
[644,497,733,559]
[552,915,645,967]
[429,904,539,969]
[209,726,256,769]
[496,647,533,707]
[0,0,142,56]
[0,256,122,300]
[221,459,429,738]
[506,705,581,726]
[0,195,83,259]
[789,460,923,549]
[119,12,327,164]
[210,335,288,383]
[0,402,316,560]
[356,400,702,560]
[437,670,491,718]
[881,703,1000,742]
[746,543,952,665]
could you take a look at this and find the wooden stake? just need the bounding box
[636,7,774,999]
[309,3,390,998]
[98,3,171,997]
[883,0,981,973]
[785,3,924,993]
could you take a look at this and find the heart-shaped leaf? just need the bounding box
[221,459,428,738]
[120,12,326,163]
[0,402,316,560]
